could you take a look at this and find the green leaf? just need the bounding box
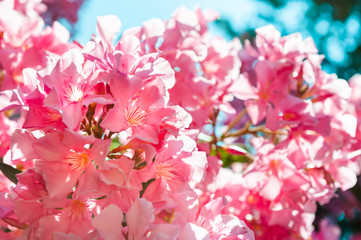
[0,162,22,184]
[109,137,121,151]
[211,148,251,168]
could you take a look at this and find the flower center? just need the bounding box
[282,112,298,121]
[42,107,62,123]
[126,103,146,126]
[156,163,182,182]
[66,150,89,172]
[68,200,86,220]
[270,159,281,173]
[64,85,84,103]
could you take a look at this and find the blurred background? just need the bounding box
[59,0,361,239]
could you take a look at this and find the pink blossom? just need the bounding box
[2,4,361,239]
[33,129,110,198]
[91,204,124,240]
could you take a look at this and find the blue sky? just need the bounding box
[73,0,245,43]
[72,0,306,44]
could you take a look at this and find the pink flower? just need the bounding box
[34,197,95,239]
[122,6,241,128]
[232,60,293,125]
[33,129,110,198]
[38,48,113,130]
[266,94,316,131]
[101,79,170,144]
[190,197,254,240]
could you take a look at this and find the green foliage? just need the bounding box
[211,147,250,168]
[0,162,22,184]
[109,137,121,151]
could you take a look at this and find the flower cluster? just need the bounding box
[0,0,74,158]
[1,1,361,240]
[0,2,254,239]
[198,26,361,238]
[121,6,241,128]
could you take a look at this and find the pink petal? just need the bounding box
[92,204,124,240]
[137,84,165,110]
[52,233,82,240]
[182,151,207,183]
[33,132,66,162]
[61,49,84,79]
[131,125,159,144]
[244,99,267,125]
[255,25,281,43]
[172,6,198,29]
[14,200,45,223]
[259,175,282,201]
[62,129,94,148]
[89,139,111,169]
[126,198,155,240]
[99,157,134,187]
[148,224,180,240]
[142,178,170,202]
[61,102,85,131]
[10,129,38,163]
[109,74,142,104]
[142,18,165,39]
[100,102,128,132]
[172,191,198,221]
[35,160,80,198]
[230,75,258,101]
[22,68,39,94]
[0,90,23,111]
[74,163,101,199]
[197,197,227,229]
[179,223,209,240]
[336,166,357,191]
[96,15,121,47]
[116,35,140,55]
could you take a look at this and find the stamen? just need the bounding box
[66,150,89,172]
[67,200,86,220]
[282,112,298,121]
[64,85,84,103]
[156,163,183,182]
[126,103,146,126]
[42,107,62,123]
